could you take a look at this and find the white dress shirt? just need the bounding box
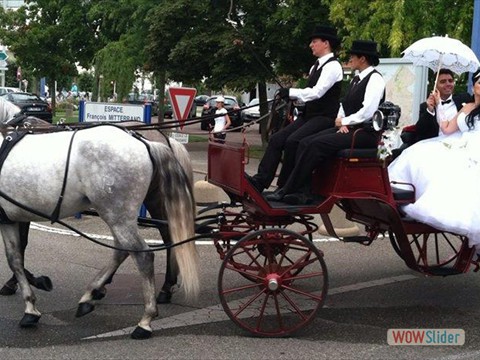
[337,66,386,126]
[289,53,343,102]
[435,95,458,122]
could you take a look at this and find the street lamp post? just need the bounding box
[98,74,104,102]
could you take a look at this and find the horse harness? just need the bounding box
[0,122,174,224]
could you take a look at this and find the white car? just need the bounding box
[0,87,21,95]
[241,98,271,123]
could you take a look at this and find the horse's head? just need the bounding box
[0,96,21,125]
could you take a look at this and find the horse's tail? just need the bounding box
[147,141,199,300]
[168,138,194,185]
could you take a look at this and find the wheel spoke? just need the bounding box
[281,284,325,302]
[232,288,267,318]
[390,229,469,272]
[279,291,310,321]
[224,262,263,281]
[221,281,262,295]
[218,228,328,337]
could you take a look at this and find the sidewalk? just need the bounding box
[182,121,264,147]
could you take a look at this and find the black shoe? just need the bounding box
[245,173,264,193]
[283,192,312,205]
[265,188,285,201]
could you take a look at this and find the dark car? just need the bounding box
[163,98,173,119]
[126,93,159,116]
[200,95,241,130]
[194,95,209,107]
[0,92,53,122]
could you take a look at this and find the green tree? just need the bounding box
[324,0,473,58]
[89,0,157,102]
[147,0,332,141]
[0,0,98,111]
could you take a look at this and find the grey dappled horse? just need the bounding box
[0,98,199,339]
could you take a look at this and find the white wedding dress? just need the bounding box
[388,113,480,249]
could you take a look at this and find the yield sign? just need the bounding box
[168,87,197,129]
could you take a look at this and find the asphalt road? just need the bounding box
[1,126,480,359]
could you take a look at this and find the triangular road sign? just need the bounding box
[168,87,197,129]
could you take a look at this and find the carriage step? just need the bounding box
[342,236,372,244]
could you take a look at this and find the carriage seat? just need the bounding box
[336,148,378,159]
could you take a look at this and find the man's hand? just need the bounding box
[337,125,349,133]
[335,117,343,127]
[277,88,290,100]
[426,89,439,112]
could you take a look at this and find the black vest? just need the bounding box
[342,69,385,116]
[303,57,342,119]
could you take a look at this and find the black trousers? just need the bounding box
[282,127,379,193]
[253,115,335,189]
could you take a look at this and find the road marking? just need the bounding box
[30,222,341,245]
[81,274,416,340]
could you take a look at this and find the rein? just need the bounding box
[7,98,277,137]
[50,129,79,222]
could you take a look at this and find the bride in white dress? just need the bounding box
[388,69,480,250]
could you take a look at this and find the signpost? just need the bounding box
[0,50,7,87]
[167,87,196,144]
[168,87,196,128]
[79,101,151,124]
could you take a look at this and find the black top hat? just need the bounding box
[348,40,380,65]
[309,25,340,50]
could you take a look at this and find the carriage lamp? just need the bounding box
[372,101,401,131]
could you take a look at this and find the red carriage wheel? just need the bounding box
[218,228,328,337]
[389,230,471,273]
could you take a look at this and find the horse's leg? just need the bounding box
[77,222,157,339]
[156,228,178,304]
[0,222,53,295]
[76,249,129,316]
[143,202,178,304]
[0,223,41,327]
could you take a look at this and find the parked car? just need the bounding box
[126,93,159,116]
[163,98,173,119]
[0,87,21,95]
[200,95,241,130]
[241,98,273,123]
[194,94,209,107]
[0,92,52,122]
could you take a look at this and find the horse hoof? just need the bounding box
[92,288,107,300]
[75,302,95,317]
[20,313,41,328]
[131,326,152,340]
[156,291,172,304]
[0,283,17,296]
[34,276,53,292]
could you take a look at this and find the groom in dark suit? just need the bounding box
[416,68,471,141]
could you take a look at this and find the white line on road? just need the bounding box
[30,222,341,245]
[81,274,416,340]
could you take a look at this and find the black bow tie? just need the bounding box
[441,99,452,105]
